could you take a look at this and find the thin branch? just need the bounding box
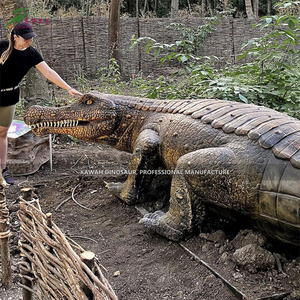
[71,183,92,210]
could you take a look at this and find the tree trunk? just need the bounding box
[187,0,192,13]
[207,0,213,16]
[223,0,229,10]
[245,0,255,19]
[108,0,121,71]
[267,0,272,15]
[0,0,50,109]
[253,0,259,18]
[171,0,179,18]
[201,0,206,17]
[136,0,139,17]
[141,0,148,16]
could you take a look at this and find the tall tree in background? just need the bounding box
[108,0,121,71]
[171,0,179,17]
[245,0,259,19]
[0,0,50,108]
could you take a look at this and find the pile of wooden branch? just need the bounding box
[0,180,12,289]
[18,188,118,300]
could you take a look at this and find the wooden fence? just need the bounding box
[0,17,259,81]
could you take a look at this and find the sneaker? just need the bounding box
[2,168,14,185]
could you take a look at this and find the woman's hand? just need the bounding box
[67,88,83,97]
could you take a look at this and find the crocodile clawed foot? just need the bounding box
[140,211,184,241]
[105,181,125,197]
[104,181,137,205]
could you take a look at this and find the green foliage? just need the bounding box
[97,59,121,84]
[131,17,220,71]
[232,3,300,116]
[130,2,300,118]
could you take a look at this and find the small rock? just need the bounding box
[207,230,226,244]
[231,244,275,273]
[204,274,216,284]
[230,229,267,249]
[176,291,184,297]
[233,272,243,280]
[113,271,120,277]
[199,233,209,239]
[219,246,226,254]
[220,252,229,263]
[202,243,213,253]
[291,290,300,299]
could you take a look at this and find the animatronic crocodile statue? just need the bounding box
[24,93,300,245]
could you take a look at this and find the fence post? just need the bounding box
[46,213,54,253]
[19,187,34,300]
[80,250,96,299]
[0,182,12,289]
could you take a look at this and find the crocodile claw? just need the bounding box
[140,211,184,241]
[105,181,138,204]
[105,181,125,198]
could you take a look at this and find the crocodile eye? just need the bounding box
[86,100,93,105]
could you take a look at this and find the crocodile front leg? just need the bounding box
[106,129,161,205]
[140,147,236,241]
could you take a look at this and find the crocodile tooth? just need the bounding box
[47,122,50,127]
[73,120,76,126]
[76,121,78,126]
[43,122,47,127]
[50,122,53,127]
[54,122,57,127]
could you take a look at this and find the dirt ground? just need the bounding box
[0,138,300,300]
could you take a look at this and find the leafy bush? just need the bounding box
[130,1,300,118]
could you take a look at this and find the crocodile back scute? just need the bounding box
[180,99,300,168]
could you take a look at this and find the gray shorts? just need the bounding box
[0,105,16,127]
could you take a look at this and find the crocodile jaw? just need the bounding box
[27,118,115,140]
[24,93,117,141]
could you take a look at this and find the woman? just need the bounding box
[0,22,82,185]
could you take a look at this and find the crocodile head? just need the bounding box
[24,93,117,142]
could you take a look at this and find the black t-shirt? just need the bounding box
[0,40,44,107]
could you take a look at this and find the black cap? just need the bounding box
[13,22,37,40]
